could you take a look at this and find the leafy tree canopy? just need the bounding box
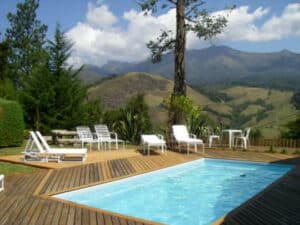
[139,0,231,63]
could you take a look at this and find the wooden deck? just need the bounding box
[0,149,142,169]
[0,149,300,225]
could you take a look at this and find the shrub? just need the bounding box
[281,149,287,154]
[293,149,300,155]
[105,94,152,144]
[268,145,275,153]
[0,98,25,147]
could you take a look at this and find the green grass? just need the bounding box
[0,143,38,175]
[0,162,37,176]
[0,145,24,156]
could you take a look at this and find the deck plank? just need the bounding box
[1,150,300,225]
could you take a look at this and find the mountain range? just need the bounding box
[80,46,300,90]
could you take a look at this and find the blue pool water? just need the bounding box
[55,159,293,225]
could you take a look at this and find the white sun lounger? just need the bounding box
[35,131,87,162]
[23,131,49,162]
[172,125,204,155]
[0,174,4,192]
[23,131,87,162]
[141,134,166,156]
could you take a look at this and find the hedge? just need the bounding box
[0,98,25,147]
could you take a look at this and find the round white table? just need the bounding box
[222,129,242,149]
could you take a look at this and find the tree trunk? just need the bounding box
[166,0,186,148]
[170,0,186,125]
[174,0,186,97]
[35,106,40,130]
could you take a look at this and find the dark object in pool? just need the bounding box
[240,173,246,177]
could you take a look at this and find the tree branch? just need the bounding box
[185,2,206,16]
[147,30,175,63]
[166,0,176,5]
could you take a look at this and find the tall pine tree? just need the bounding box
[46,24,86,130]
[0,36,16,99]
[5,0,47,88]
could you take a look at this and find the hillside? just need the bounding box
[88,72,298,138]
[81,46,300,90]
[88,72,213,126]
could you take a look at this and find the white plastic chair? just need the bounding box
[94,124,125,150]
[0,174,4,192]
[36,131,87,162]
[235,127,251,149]
[76,126,100,151]
[172,125,204,155]
[141,134,166,156]
[207,127,220,148]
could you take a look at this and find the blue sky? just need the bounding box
[1,0,300,66]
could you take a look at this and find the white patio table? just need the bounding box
[222,129,242,149]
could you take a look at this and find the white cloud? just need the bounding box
[67,3,300,67]
[67,4,176,66]
[215,3,300,42]
[86,3,117,29]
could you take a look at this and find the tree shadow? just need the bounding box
[216,157,300,225]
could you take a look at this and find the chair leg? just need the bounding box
[0,175,4,192]
[244,138,247,149]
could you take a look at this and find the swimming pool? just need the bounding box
[55,159,293,225]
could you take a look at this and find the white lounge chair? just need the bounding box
[0,174,4,192]
[234,127,251,149]
[23,132,49,162]
[23,132,86,162]
[94,124,125,150]
[172,125,204,155]
[76,126,100,151]
[36,131,87,162]
[141,134,166,156]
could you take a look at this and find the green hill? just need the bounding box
[88,72,213,126]
[88,73,298,138]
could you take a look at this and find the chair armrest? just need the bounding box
[93,132,98,139]
[157,134,164,140]
[110,132,118,140]
[190,133,197,139]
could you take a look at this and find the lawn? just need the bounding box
[0,143,39,175]
[0,162,37,176]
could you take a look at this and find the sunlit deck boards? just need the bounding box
[0,150,300,225]
[0,151,201,225]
